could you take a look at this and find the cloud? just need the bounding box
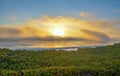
[0,16,120,44]
[80,29,109,42]
[0,26,22,38]
[79,12,95,18]
[10,16,17,21]
[0,26,110,43]
[0,26,49,38]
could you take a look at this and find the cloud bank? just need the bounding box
[0,16,120,44]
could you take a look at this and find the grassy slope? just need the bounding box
[0,43,120,76]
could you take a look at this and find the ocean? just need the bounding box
[0,40,116,51]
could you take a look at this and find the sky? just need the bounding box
[0,0,120,24]
[0,0,120,47]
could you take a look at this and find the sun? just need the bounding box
[52,27,65,37]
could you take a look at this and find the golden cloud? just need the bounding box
[79,12,95,18]
[0,16,120,43]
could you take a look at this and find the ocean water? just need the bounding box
[0,40,116,50]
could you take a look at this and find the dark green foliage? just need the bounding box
[0,43,120,76]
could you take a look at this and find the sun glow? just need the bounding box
[52,27,65,37]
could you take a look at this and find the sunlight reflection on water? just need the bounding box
[0,40,116,50]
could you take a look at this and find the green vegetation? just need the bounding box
[0,43,120,76]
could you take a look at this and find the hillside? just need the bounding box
[0,43,120,76]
